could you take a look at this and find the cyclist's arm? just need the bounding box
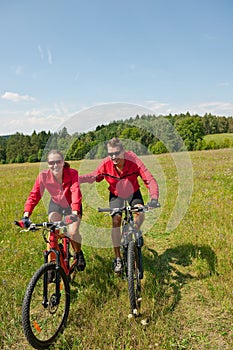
[136,157,159,199]
[69,169,82,214]
[24,173,45,216]
[79,161,105,184]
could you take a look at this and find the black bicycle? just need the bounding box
[98,202,158,317]
[14,214,78,350]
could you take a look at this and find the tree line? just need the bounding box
[1,112,233,164]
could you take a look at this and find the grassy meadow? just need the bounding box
[204,133,233,148]
[0,148,233,349]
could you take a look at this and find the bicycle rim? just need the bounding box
[127,241,141,316]
[22,262,70,349]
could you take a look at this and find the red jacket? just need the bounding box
[79,151,159,199]
[24,166,82,215]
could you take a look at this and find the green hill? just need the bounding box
[204,133,233,148]
[1,113,233,163]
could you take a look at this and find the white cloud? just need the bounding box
[25,108,65,126]
[37,45,53,64]
[38,45,53,64]
[15,65,24,75]
[38,45,44,60]
[144,100,233,117]
[26,114,65,127]
[0,110,66,135]
[177,101,233,116]
[47,48,52,65]
[218,82,230,87]
[1,91,35,102]
[144,100,170,114]
[25,109,43,117]
[1,99,233,136]
[197,101,233,111]
[129,63,136,71]
[0,103,70,135]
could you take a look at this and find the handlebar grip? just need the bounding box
[147,201,161,208]
[14,220,22,227]
[132,206,144,211]
[98,207,112,212]
[64,214,78,225]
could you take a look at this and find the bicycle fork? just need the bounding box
[121,233,142,277]
[121,228,144,276]
[42,249,62,309]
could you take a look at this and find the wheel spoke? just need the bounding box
[127,241,141,315]
[22,263,70,348]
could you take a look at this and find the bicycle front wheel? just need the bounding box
[22,262,70,349]
[127,241,141,316]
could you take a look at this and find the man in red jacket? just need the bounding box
[22,149,86,272]
[79,138,159,273]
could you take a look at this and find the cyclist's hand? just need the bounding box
[18,217,31,228]
[148,198,159,208]
[64,214,78,225]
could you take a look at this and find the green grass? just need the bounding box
[204,133,233,147]
[1,149,233,349]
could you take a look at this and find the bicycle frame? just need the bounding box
[15,217,78,281]
[44,228,71,276]
[121,205,139,245]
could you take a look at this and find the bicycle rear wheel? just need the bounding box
[22,262,70,349]
[127,241,142,316]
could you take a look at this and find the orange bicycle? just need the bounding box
[14,214,78,350]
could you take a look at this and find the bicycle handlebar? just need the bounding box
[98,203,160,216]
[14,220,64,231]
[14,214,78,231]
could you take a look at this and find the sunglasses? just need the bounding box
[48,160,63,166]
[108,150,122,158]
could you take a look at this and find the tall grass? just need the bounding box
[0,149,233,349]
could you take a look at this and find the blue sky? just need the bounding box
[0,0,233,136]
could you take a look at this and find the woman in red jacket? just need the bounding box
[22,149,86,271]
[79,138,159,273]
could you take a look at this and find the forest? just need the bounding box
[1,112,233,164]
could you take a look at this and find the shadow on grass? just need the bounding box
[59,244,217,349]
[69,252,121,303]
[143,243,218,316]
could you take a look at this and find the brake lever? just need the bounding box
[24,223,40,232]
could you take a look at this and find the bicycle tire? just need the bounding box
[22,262,70,349]
[127,241,141,316]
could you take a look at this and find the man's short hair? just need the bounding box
[107,138,124,150]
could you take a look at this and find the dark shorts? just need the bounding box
[109,189,144,211]
[48,199,83,217]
